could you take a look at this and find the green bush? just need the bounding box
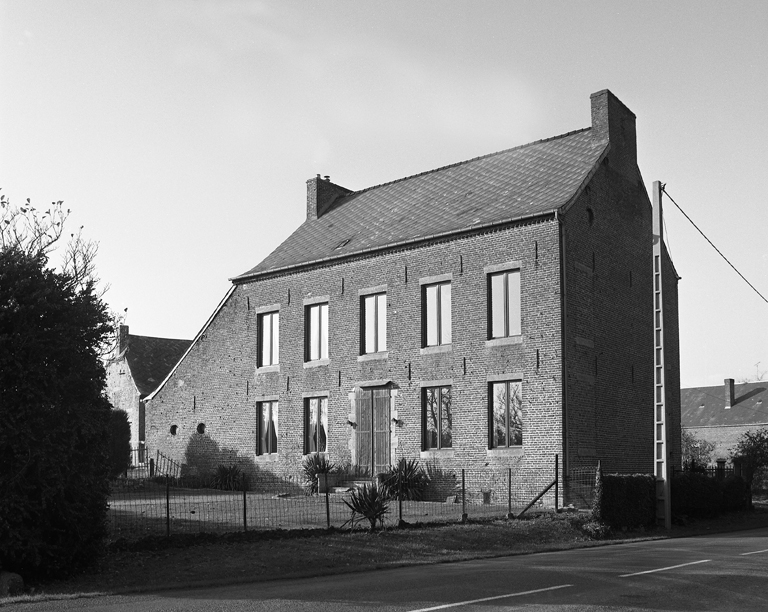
[108,410,132,478]
[343,483,389,531]
[592,470,655,529]
[380,458,430,501]
[0,247,113,579]
[672,471,723,518]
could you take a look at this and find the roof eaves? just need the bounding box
[231,209,558,284]
[144,285,236,402]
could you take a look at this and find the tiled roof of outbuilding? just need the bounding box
[124,335,192,397]
[682,381,768,428]
[234,127,604,280]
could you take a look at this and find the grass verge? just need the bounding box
[11,505,768,605]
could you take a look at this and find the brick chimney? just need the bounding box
[118,324,129,355]
[725,378,735,409]
[590,89,638,181]
[306,174,352,220]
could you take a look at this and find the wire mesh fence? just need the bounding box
[565,466,598,508]
[107,462,563,541]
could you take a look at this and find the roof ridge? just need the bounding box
[349,127,592,197]
[128,334,191,343]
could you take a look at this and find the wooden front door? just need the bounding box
[356,388,390,476]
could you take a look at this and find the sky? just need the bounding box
[1,0,766,388]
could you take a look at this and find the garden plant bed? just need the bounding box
[17,504,768,604]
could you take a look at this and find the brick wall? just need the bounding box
[146,219,564,499]
[105,357,141,454]
[562,161,659,476]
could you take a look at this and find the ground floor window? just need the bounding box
[257,401,278,455]
[423,386,452,450]
[305,397,328,453]
[490,381,523,447]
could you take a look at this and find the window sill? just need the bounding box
[302,452,329,459]
[358,351,388,363]
[420,344,452,356]
[255,365,280,374]
[255,453,279,463]
[486,446,524,458]
[304,358,330,369]
[420,448,455,459]
[485,336,523,348]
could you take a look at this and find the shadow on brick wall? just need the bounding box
[180,434,304,493]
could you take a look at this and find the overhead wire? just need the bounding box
[661,186,768,306]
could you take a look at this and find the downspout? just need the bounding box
[556,209,569,505]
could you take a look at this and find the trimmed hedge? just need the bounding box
[672,472,749,517]
[592,469,656,529]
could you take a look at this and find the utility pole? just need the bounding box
[652,180,671,529]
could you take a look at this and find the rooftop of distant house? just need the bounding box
[682,378,768,428]
[111,325,192,397]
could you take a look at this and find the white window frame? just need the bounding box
[304,395,329,454]
[257,400,278,456]
[361,291,387,355]
[489,379,523,448]
[258,310,280,367]
[305,300,329,362]
[488,267,521,340]
[420,275,452,348]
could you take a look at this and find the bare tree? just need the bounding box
[1,190,121,356]
[0,191,69,258]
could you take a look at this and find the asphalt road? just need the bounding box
[7,527,768,611]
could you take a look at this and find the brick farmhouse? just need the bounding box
[145,89,681,504]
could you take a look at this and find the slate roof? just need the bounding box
[123,335,193,397]
[234,127,605,281]
[682,381,768,428]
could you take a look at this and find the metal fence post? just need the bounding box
[461,469,467,523]
[149,457,155,478]
[398,475,403,526]
[165,474,170,537]
[324,472,330,529]
[243,485,247,532]
[507,468,513,519]
[555,454,559,512]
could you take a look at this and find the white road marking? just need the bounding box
[620,559,710,577]
[406,584,573,612]
[740,548,768,556]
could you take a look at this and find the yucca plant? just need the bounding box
[212,464,247,491]
[301,454,336,495]
[380,458,430,501]
[343,483,389,531]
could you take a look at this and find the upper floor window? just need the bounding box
[423,386,452,450]
[258,311,279,367]
[488,269,521,339]
[304,396,328,453]
[305,302,329,361]
[361,292,387,354]
[257,401,278,455]
[489,380,522,448]
[422,282,451,347]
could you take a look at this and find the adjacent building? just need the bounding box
[682,378,768,463]
[145,90,681,504]
[106,325,191,463]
